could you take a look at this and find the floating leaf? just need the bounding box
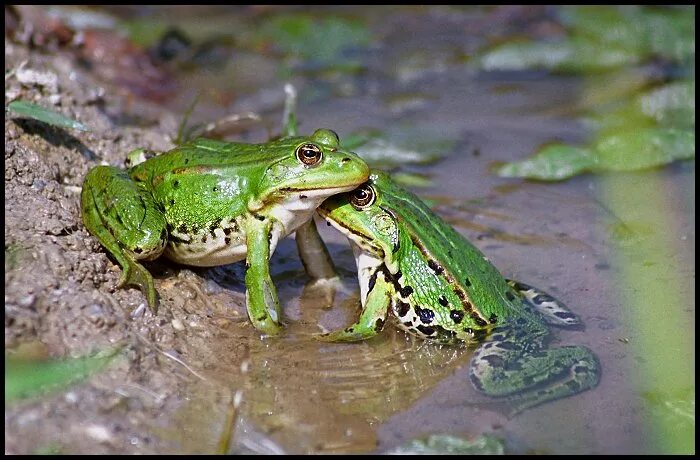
[496,144,596,181]
[346,126,457,168]
[391,172,433,188]
[496,129,694,181]
[7,100,90,131]
[638,81,695,129]
[594,128,694,171]
[5,347,120,402]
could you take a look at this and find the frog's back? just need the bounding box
[374,172,527,332]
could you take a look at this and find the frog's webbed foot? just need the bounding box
[506,279,581,328]
[469,331,600,414]
[313,270,392,342]
[314,324,381,342]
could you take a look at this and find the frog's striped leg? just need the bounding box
[295,219,338,280]
[244,216,284,335]
[81,166,167,313]
[314,269,392,342]
[506,279,580,328]
[469,326,600,415]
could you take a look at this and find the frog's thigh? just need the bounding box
[470,338,600,410]
[314,270,391,342]
[81,166,167,311]
[244,216,283,335]
[295,219,338,280]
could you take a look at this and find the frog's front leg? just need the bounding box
[469,326,600,414]
[314,269,392,342]
[244,216,284,335]
[81,166,168,312]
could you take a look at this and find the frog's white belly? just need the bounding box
[163,188,347,267]
[164,214,253,267]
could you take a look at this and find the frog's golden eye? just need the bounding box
[296,143,323,166]
[350,183,376,210]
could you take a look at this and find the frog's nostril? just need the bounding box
[342,157,351,163]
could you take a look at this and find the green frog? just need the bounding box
[80,128,369,335]
[315,170,600,413]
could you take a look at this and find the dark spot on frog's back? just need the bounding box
[416,325,435,336]
[177,224,187,234]
[399,285,413,297]
[450,310,464,324]
[438,295,449,307]
[172,180,180,189]
[415,306,435,324]
[464,277,471,287]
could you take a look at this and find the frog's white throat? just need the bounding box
[351,242,385,305]
[265,185,356,236]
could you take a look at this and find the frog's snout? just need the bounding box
[339,153,370,184]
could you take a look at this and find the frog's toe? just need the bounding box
[249,313,284,336]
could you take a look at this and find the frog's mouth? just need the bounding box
[277,183,360,198]
[317,207,384,258]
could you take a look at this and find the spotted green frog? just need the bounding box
[81,129,369,334]
[316,170,600,413]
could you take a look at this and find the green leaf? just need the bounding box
[7,100,90,132]
[496,129,694,180]
[637,81,695,129]
[5,347,120,402]
[594,128,695,171]
[495,144,596,181]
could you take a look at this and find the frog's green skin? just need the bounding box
[81,129,369,335]
[316,171,600,413]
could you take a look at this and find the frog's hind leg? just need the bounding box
[81,166,167,312]
[469,328,600,415]
[506,279,580,328]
